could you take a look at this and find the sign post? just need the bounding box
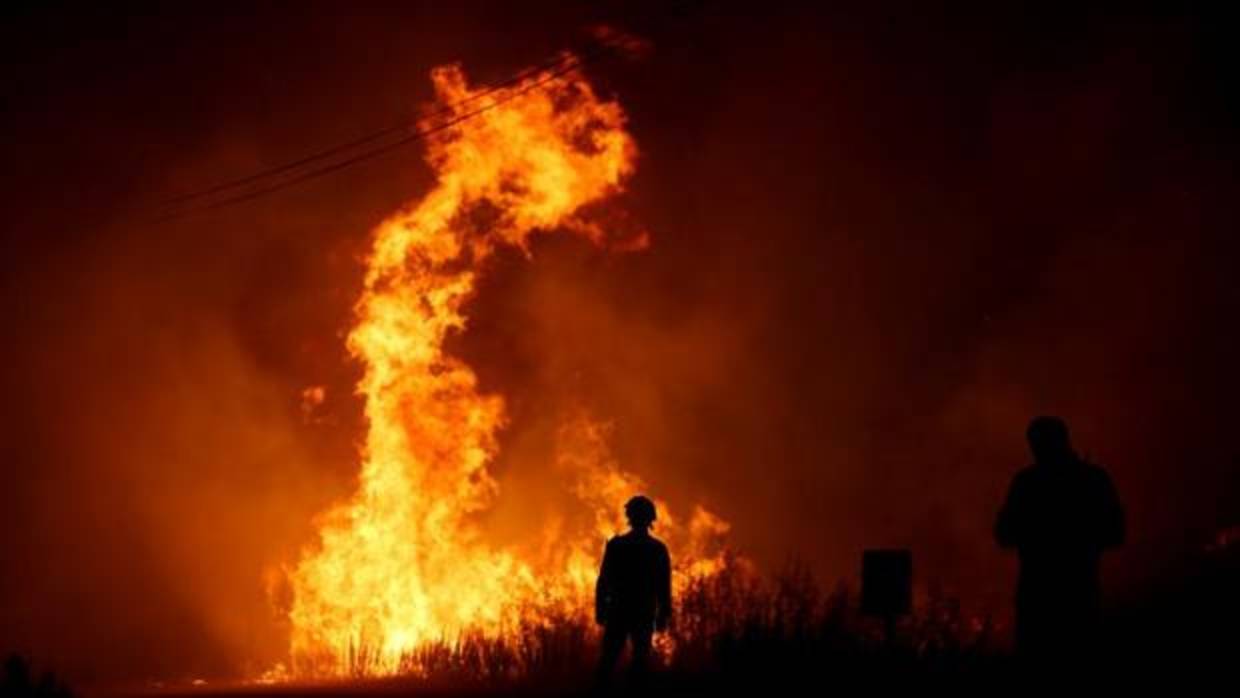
[861,549,912,646]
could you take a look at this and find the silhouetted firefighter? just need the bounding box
[996,416,1125,663]
[595,495,672,686]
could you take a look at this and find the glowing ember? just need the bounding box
[284,54,728,676]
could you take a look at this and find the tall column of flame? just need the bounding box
[286,56,727,677]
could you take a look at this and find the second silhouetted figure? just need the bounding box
[996,416,1125,664]
[595,495,672,686]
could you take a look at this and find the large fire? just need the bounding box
[283,54,729,676]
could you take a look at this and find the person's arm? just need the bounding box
[595,540,614,626]
[1098,470,1126,549]
[995,473,1025,549]
[655,544,672,632]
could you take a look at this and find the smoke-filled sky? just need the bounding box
[2,1,1238,684]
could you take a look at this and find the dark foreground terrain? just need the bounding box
[9,548,1237,697]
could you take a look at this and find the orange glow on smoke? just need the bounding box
[284,55,729,676]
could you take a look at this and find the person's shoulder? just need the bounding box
[1011,464,1039,484]
[647,535,669,554]
[1080,460,1115,484]
[610,531,637,547]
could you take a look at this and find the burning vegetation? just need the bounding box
[280,55,729,677]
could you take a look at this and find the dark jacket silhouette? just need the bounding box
[595,495,672,685]
[996,416,1125,659]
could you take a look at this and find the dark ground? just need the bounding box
[9,545,1238,696]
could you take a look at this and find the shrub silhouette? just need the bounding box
[2,655,72,698]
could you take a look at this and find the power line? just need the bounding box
[155,50,586,209]
[138,0,705,223]
[148,51,600,223]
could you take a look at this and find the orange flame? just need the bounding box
[285,56,728,676]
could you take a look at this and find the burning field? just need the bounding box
[277,55,729,678]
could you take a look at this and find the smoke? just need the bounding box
[0,228,345,681]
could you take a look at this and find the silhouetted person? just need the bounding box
[595,495,672,687]
[996,416,1125,663]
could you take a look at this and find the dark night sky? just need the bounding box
[2,1,1239,683]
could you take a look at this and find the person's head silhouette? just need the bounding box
[1026,415,1075,465]
[625,495,657,532]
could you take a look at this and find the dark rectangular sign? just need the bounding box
[861,549,912,617]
